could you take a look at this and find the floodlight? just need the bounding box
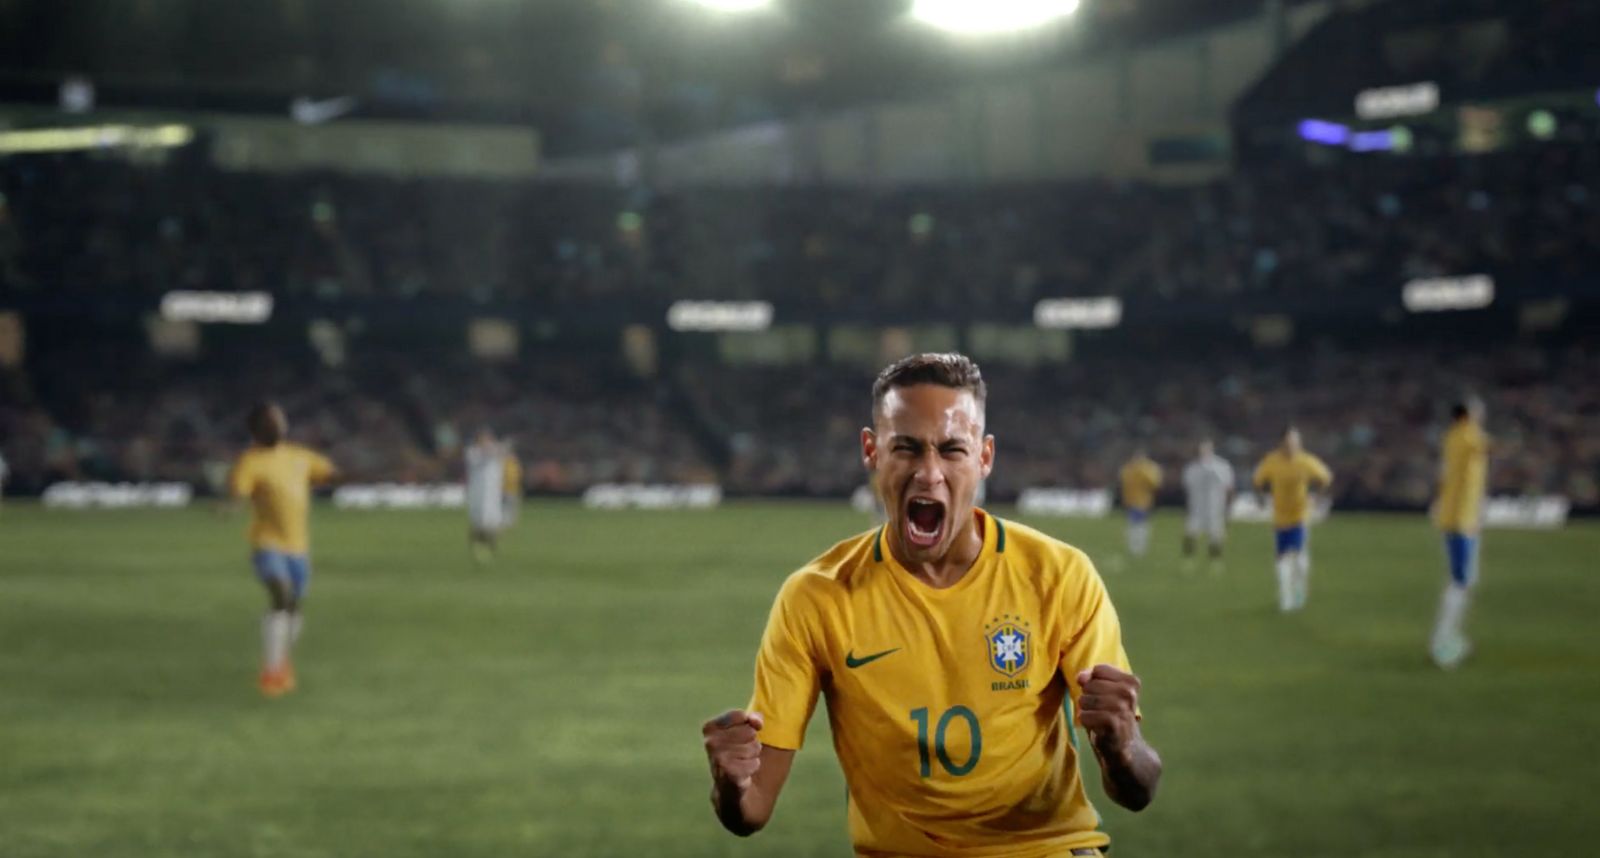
[911,0,1080,35]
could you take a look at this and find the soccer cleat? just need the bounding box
[258,668,290,698]
[280,662,297,693]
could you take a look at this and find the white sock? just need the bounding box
[261,611,291,672]
[289,612,304,646]
[1275,555,1295,612]
[1432,585,1472,650]
[1129,522,1151,557]
[1294,551,1312,608]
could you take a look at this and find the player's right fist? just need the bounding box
[702,709,765,790]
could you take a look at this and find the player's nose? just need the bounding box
[911,452,945,487]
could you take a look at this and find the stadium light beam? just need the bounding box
[911,0,1080,35]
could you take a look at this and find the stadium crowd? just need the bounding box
[3,139,1598,309]
[4,338,1596,512]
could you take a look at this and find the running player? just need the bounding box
[702,353,1161,857]
[1430,396,1489,669]
[228,402,338,697]
[1252,427,1332,613]
[1181,439,1235,574]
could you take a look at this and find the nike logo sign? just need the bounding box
[844,648,899,669]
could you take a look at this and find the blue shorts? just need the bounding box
[253,550,311,600]
[1127,508,1150,525]
[1443,532,1479,587]
[1274,524,1307,556]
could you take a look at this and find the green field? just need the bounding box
[1,501,1596,857]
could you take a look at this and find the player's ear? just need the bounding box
[980,434,995,479]
[861,427,878,470]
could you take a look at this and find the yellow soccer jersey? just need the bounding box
[502,454,523,496]
[229,443,334,554]
[1119,457,1162,512]
[1435,422,1489,534]
[1252,449,1332,529]
[749,511,1134,858]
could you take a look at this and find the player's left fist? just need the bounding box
[1075,664,1141,754]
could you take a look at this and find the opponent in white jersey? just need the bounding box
[1181,440,1235,574]
[465,428,516,564]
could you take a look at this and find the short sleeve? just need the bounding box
[228,456,254,499]
[306,450,336,484]
[1252,459,1270,489]
[1059,554,1133,705]
[747,574,825,751]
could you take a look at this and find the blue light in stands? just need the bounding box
[1349,130,1394,152]
[1297,119,1349,146]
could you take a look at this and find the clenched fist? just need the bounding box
[703,709,766,790]
[1074,664,1141,755]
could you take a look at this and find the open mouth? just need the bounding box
[904,497,947,549]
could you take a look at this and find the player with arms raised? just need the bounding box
[229,402,337,697]
[1252,427,1332,613]
[702,353,1161,857]
[1430,396,1489,669]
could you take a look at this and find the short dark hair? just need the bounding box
[872,353,987,414]
[247,401,283,446]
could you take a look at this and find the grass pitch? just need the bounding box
[1,501,1596,857]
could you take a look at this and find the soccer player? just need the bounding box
[465,428,515,564]
[701,353,1161,857]
[1430,396,1489,669]
[1181,439,1235,573]
[228,402,337,697]
[1252,427,1332,613]
[1118,449,1162,559]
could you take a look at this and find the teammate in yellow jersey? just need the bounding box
[702,353,1161,858]
[228,402,338,697]
[1430,396,1489,669]
[1252,427,1332,613]
[1118,451,1162,560]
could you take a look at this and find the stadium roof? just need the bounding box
[0,0,1308,155]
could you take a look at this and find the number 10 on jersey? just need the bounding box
[910,706,982,777]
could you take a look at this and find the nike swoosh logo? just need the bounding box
[844,648,899,669]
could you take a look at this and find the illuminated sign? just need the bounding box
[666,301,774,332]
[1033,297,1121,329]
[0,124,193,155]
[160,291,274,324]
[1355,82,1440,120]
[1402,275,1494,312]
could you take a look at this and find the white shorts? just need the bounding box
[469,494,506,532]
[1186,509,1226,541]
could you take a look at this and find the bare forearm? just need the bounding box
[709,779,770,836]
[1094,735,1162,811]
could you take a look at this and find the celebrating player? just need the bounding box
[1430,396,1489,669]
[1118,448,1162,560]
[702,353,1161,857]
[1181,439,1235,574]
[465,428,517,565]
[1252,427,1332,613]
[228,402,338,697]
